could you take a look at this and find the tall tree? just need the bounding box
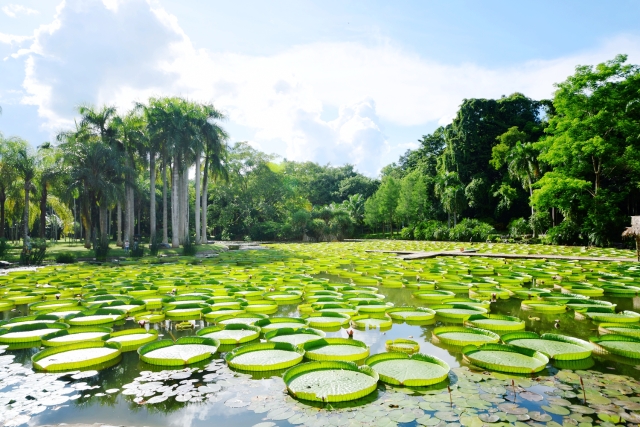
[9,139,37,250]
[534,55,640,244]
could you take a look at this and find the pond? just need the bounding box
[1,241,640,427]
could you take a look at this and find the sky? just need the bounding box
[1,0,640,177]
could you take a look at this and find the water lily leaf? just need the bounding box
[528,411,552,422]
[434,411,459,422]
[541,404,571,415]
[498,403,528,415]
[478,414,500,423]
[518,391,543,402]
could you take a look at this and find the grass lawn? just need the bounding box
[1,239,219,263]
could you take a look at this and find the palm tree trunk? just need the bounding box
[162,159,168,245]
[181,167,189,243]
[194,152,201,244]
[0,191,5,239]
[23,181,30,250]
[178,169,185,245]
[123,185,130,244]
[150,150,156,244]
[171,156,180,247]
[182,168,189,240]
[99,203,108,246]
[201,156,209,243]
[116,202,122,246]
[81,198,91,249]
[128,186,135,240]
[39,183,47,238]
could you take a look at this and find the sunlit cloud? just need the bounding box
[6,0,640,176]
[2,4,39,18]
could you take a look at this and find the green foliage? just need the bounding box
[93,239,110,262]
[130,244,145,258]
[54,252,77,264]
[508,218,531,238]
[543,221,583,245]
[448,219,495,242]
[0,238,8,260]
[149,236,159,256]
[182,236,196,256]
[19,238,47,266]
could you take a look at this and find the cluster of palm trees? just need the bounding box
[0,97,228,253]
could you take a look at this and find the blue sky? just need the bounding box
[1,0,639,176]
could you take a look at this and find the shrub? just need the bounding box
[0,238,8,260]
[414,220,448,241]
[448,219,495,242]
[55,252,77,264]
[400,227,414,240]
[508,218,531,238]
[529,211,551,236]
[19,238,47,266]
[94,239,110,262]
[182,236,196,256]
[149,236,159,256]
[131,244,145,258]
[543,221,583,245]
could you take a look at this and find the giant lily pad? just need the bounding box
[225,342,304,371]
[138,336,220,366]
[365,352,450,386]
[284,361,378,402]
[265,328,326,346]
[502,332,593,360]
[0,322,68,343]
[106,328,159,351]
[433,326,500,346]
[302,338,369,362]
[462,343,549,373]
[385,307,435,321]
[598,323,640,338]
[254,317,308,332]
[465,314,526,332]
[32,341,122,372]
[41,326,111,347]
[196,324,260,344]
[591,334,640,359]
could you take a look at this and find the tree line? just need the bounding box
[365,54,640,246]
[1,55,639,254]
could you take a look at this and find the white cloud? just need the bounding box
[2,4,39,18]
[9,0,640,176]
[0,32,31,45]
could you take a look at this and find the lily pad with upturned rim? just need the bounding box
[365,352,450,386]
[502,332,593,360]
[196,323,260,344]
[32,340,122,372]
[462,343,549,374]
[465,314,526,332]
[225,341,304,371]
[264,327,326,346]
[138,336,220,366]
[433,326,500,347]
[302,338,369,362]
[106,328,159,351]
[284,361,378,402]
[590,334,640,359]
[385,338,419,354]
[41,326,111,347]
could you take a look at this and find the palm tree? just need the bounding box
[59,133,127,248]
[198,104,228,244]
[9,139,37,251]
[342,193,365,233]
[0,137,19,239]
[435,170,465,227]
